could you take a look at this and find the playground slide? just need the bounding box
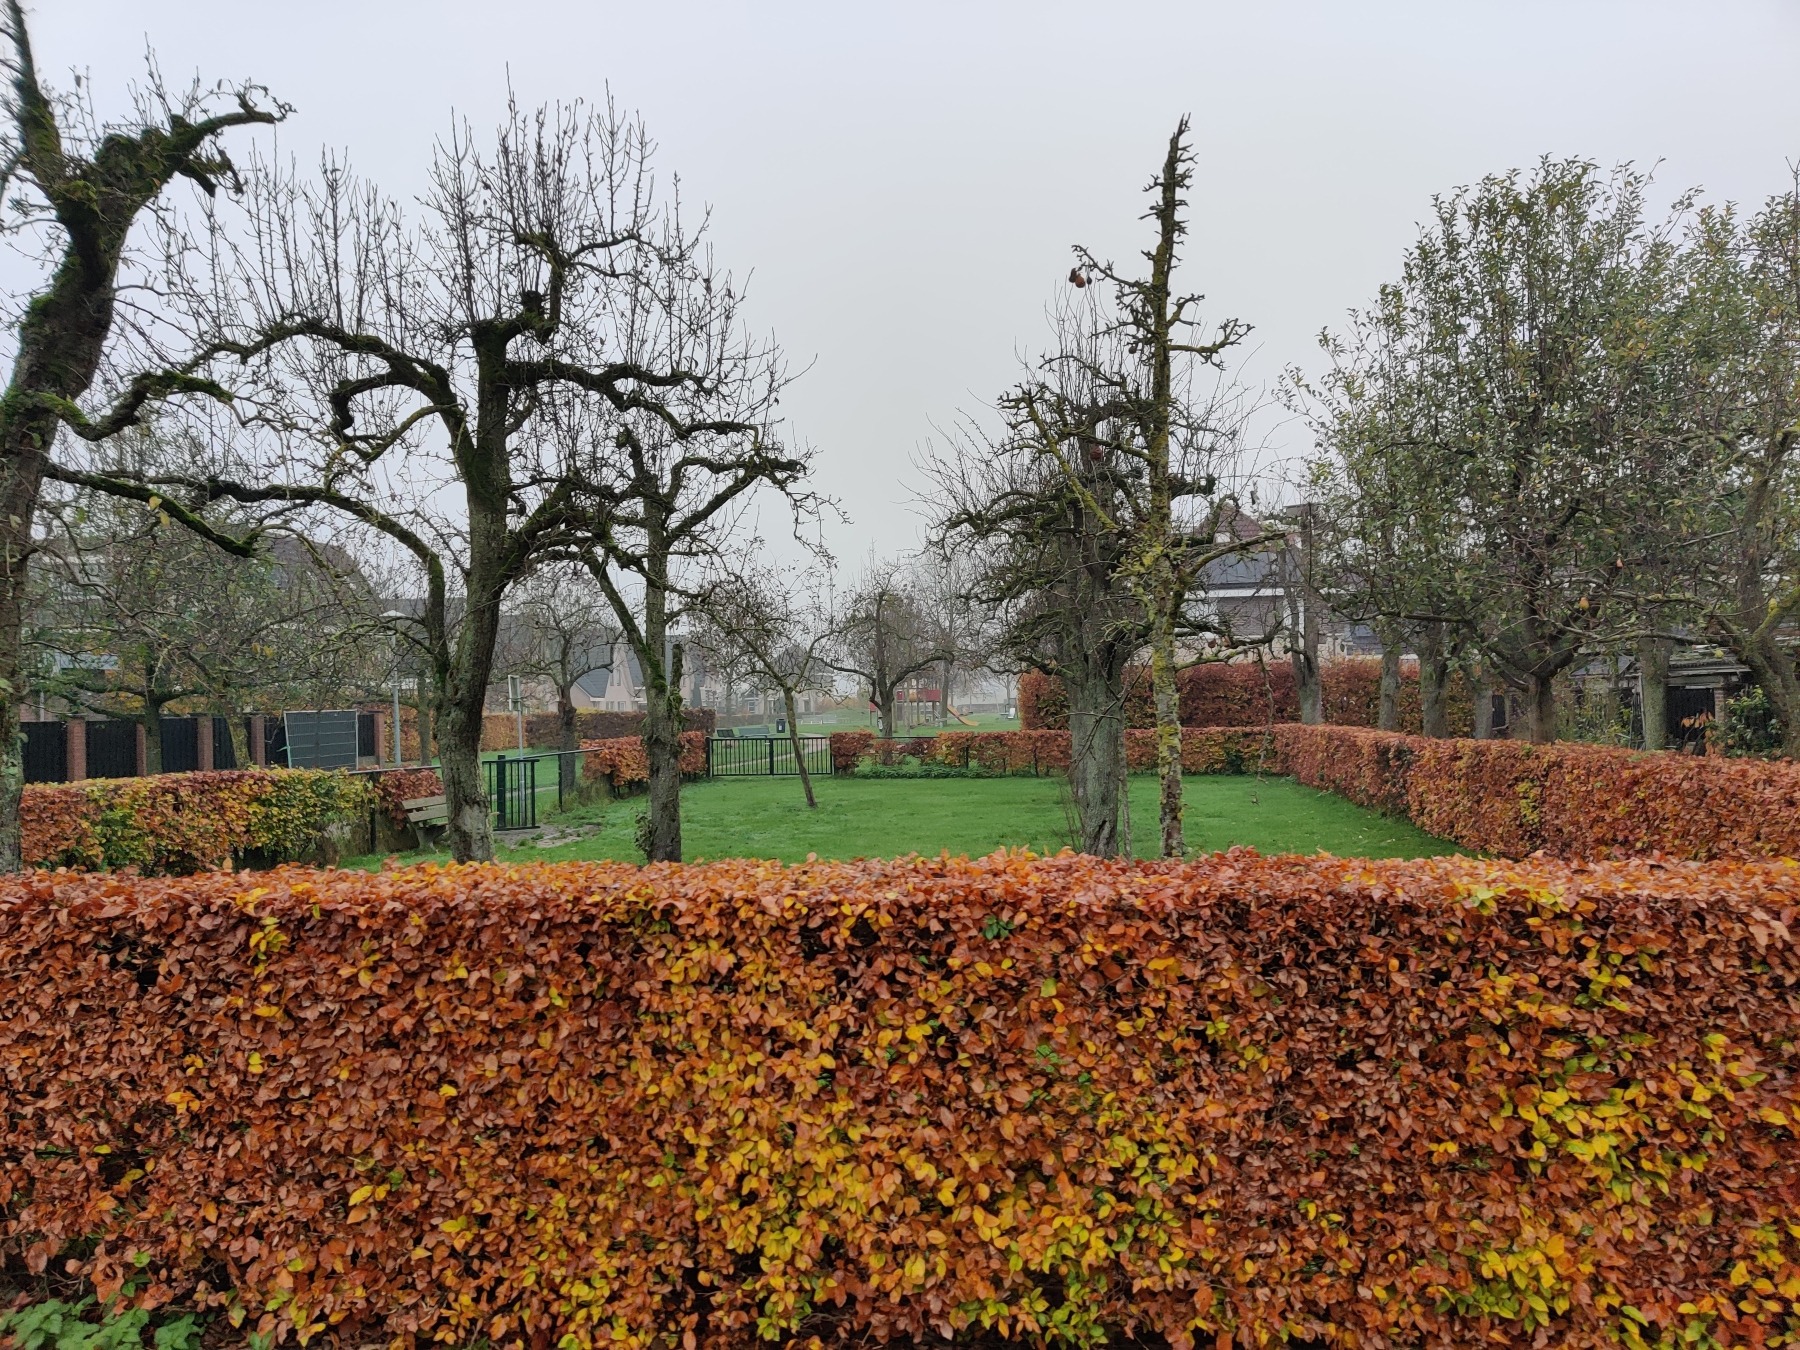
[944,704,976,726]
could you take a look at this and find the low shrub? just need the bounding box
[369,768,445,831]
[521,706,716,749]
[1278,723,1800,859]
[826,732,940,771]
[19,769,374,874]
[828,728,874,773]
[579,731,707,792]
[2,854,1795,1348]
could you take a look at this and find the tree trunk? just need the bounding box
[220,704,252,769]
[783,686,817,809]
[436,704,488,857]
[557,682,579,793]
[142,706,164,776]
[1418,623,1451,738]
[1293,643,1322,725]
[1065,664,1125,858]
[1149,607,1184,859]
[1377,633,1402,732]
[640,541,684,863]
[1524,672,1557,744]
[1732,640,1800,761]
[1638,631,1671,752]
[875,684,897,739]
[1472,666,1495,740]
[436,564,501,860]
[1286,511,1322,725]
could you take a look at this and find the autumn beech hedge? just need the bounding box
[579,732,708,793]
[926,728,1279,775]
[17,769,374,874]
[1277,724,1800,860]
[3,853,1797,1350]
[1019,660,1473,735]
[825,729,1281,777]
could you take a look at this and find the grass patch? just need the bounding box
[341,773,1459,868]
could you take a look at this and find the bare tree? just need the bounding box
[568,333,815,860]
[1052,118,1279,856]
[0,2,283,865]
[495,563,617,791]
[929,381,1146,857]
[910,550,995,726]
[695,559,834,808]
[827,554,948,739]
[53,97,778,861]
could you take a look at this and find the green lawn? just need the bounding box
[345,773,1457,868]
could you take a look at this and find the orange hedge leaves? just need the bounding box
[3,853,1796,1350]
[827,730,1279,776]
[369,770,445,831]
[927,729,1279,775]
[1278,724,1800,860]
[18,770,374,874]
[1019,660,1475,735]
[579,732,708,791]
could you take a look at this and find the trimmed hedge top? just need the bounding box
[2,852,1795,1348]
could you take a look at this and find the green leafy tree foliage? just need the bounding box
[1307,160,1691,742]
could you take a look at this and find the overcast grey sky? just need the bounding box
[31,0,1800,561]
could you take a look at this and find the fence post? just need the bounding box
[67,718,87,782]
[768,737,775,776]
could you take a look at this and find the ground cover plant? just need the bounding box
[2,853,1795,1349]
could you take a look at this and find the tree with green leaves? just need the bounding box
[1680,185,1800,756]
[1307,159,1689,743]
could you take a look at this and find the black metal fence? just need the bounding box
[706,734,831,778]
[86,720,139,779]
[21,722,65,782]
[487,753,539,830]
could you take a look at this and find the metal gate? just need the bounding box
[1668,685,1717,749]
[487,753,538,830]
[706,735,831,778]
[283,710,360,769]
[86,720,138,778]
[21,721,65,783]
[160,717,200,773]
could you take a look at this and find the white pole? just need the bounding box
[390,632,402,767]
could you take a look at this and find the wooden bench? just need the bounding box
[401,794,448,847]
